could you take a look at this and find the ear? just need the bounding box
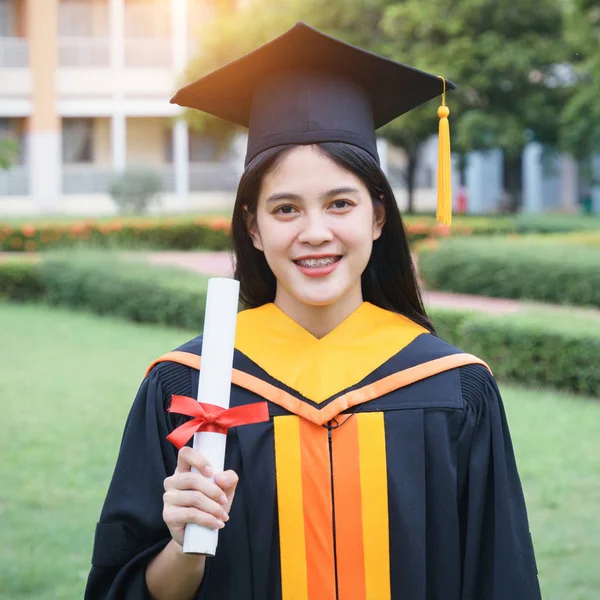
[244,206,264,252]
[372,199,386,241]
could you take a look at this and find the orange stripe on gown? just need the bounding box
[274,416,336,600]
[299,418,336,599]
[331,415,367,599]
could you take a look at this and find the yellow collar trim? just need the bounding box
[234,302,429,404]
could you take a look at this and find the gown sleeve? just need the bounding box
[84,365,193,599]
[458,365,542,600]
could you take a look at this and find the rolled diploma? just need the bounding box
[183,277,240,555]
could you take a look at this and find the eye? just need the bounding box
[330,199,353,210]
[273,205,298,215]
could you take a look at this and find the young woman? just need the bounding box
[86,23,541,600]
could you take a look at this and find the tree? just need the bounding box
[381,0,570,210]
[0,136,19,170]
[182,0,437,212]
[560,0,600,164]
[183,0,570,212]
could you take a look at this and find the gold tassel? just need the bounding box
[436,76,452,226]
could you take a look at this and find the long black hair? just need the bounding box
[231,142,435,334]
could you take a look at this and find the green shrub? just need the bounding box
[0,219,231,252]
[109,167,163,214]
[0,259,43,301]
[514,214,600,234]
[419,238,600,308]
[459,312,600,396]
[37,254,210,329]
[430,308,600,396]
[428,308,476,343]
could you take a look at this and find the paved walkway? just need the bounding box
[145,251,525,315]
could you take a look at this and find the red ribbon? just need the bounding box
[166,395,270,450]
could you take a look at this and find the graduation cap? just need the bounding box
[171,22,454,224]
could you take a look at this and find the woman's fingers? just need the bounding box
[163,489,229,523]
[176,446,214,477]
[164,471,227,505]
[163,504,226,531]
[163,449,239,547]
[214,470,239,496]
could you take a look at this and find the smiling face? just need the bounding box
[247,145,385,320]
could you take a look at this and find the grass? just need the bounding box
[1,302,599,599]
[0,303,194,599]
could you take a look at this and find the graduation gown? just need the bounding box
[85,302,541,600]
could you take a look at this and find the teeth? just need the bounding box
[296,257,339,268]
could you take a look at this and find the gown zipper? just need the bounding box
[328,423,340,600]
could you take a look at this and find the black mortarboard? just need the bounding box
[171,22,455,223]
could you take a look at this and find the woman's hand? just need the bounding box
[162,446,239,547]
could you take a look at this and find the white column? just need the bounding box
[172,0,189,210]
[172,0,188,71]
[26,0,60,212]
[465,149,503,213]
[110,0,126,173]
[29,132,62,212]
[376,137,389,176]
[173,120,189,211]
[592,154,600,215]
[111,113,126,172]
[522,142,544,214]
[231,132,247,180]
[560,154,579,212]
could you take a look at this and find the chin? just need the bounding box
[285,284,351,308]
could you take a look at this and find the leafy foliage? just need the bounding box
[560,0,600,160]
[11,254,212,330]
[420,237,600,307]
[182,0,571,210]
[0,218,231,252]
[109,167,163,215]
[0,136,20,170]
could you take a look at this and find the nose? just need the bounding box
[297,209,334,246]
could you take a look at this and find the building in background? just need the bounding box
[0,0,596,216]
[0,0,241,216]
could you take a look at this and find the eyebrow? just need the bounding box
[266,187,361,204]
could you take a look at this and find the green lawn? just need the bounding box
[1,302,599,599]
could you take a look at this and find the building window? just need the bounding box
[0,0,14,36]
[164,129,220,163]
[0,117,26,165]
[63,118,94,164]
[125,0,171,38]
[58,1,95,36]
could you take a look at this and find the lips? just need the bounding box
[292,255,343,278]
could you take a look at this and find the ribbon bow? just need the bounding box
[167,395,270,449]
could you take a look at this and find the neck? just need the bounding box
[274,287,364,339]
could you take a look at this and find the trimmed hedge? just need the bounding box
[419,238,600,308]
[430,308,600,396]
[1,254,210,330]
[0,218,231,252]
[2,256,599,395]
[0,258,44,301]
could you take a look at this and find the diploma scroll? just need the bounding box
[183,277,240,556]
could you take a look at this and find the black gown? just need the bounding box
[85,302,541,599]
